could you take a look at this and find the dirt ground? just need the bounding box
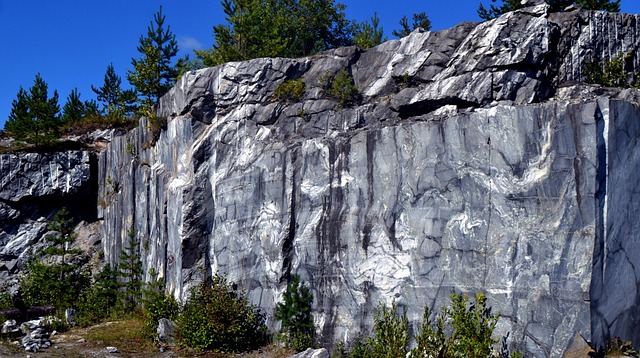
[0,320,294,358]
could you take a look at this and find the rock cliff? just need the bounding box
[3,4,640,357]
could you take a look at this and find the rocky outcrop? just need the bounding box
[0,151,97,279]
[97,5,640,357]
[0,4,634,357]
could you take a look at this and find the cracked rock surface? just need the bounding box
[3,5,640,358]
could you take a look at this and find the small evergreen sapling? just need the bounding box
[275,274,314,352]
[117,228,143,311]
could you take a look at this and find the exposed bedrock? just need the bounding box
[0,4,635,358]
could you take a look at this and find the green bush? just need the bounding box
[176,274,268,352]
[275,274,314,352]
[20,256,90,312]
[322,70,359,108]
[76,265,120,326]
[584,53,639,88]
[274,78,306,102]
[141,268,179,339]
[335,292,521,358]
[370,300,410,358]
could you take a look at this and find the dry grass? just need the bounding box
[2,317,296,357]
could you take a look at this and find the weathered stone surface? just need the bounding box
[0,151,96,276]
[288,348,329,358]
[156,318,175,346]
[96,7,640,358]
[0,5,635,358]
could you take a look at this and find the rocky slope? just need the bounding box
[3,4,640,357]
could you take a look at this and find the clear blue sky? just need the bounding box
[1,1,639,129]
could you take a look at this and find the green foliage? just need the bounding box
[0,287,13,311]
[141,268,179,339]
[174,55,204,82]
[322,70,359,108]
[275,274,314,352]
[76,265,121,326]
[477,0,620,20]
[117,229,143,311]
[20,256,90,311]
[177,274,268,352]
[44,208,82,267]
[142,115,167,149]
[392,12,432,38]
[21,208,90,311]
[370,300,410,358]
[352,12,386,50]
[274,78,306,102]
[196,0,353,66]
[128,6,178,109]
[4,73,61,146]
[445,293,498,357]
[92,63,138,118]
[336,292,518,358]
[584,53,639,88]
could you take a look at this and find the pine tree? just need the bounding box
[92,63,137,117]
[61,88,86,124]
[4,74,61,145]
[128,6,178,110]
[353,12,386,49]
[45,207,82,269]
[21,208,90,311]
[117,228,143,311]
[275,274,314,352]
[196,0,353,66]
[392,12,432,38]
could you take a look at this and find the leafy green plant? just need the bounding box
[322,70,359,108]
[274,78,306,102]
[143,115,167,149]
[141,268,179,339]
[275,274,314,352]
[336,292,520,358]
[584,53,639,88]
[76,264,120,326]
[176,274,268,352]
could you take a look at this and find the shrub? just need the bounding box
[20,256,90,312]
[322,70,359,108]
[274,78,306,102]
[141,268,179,339]
[275,274,314,352]
[76,264,120,326]
[176,274,268,352]
[335,292,521,358]
[370,300,409,358]
[584,53,639,88]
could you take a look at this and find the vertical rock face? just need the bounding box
[94,5,640,357]
[0,151,95,277]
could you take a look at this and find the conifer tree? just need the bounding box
[392,12,432,38]
[45,207,82,269]
[353,12,386,49]
[197,0,353,66]
[275,274,314,352]
[61,88,86,124]
[117,228,143,311]
[92,63,137,117]
[128,6,178,110]
[4,74,61,145]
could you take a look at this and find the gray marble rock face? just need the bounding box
[0,5,632,358]
[0,151,95,273]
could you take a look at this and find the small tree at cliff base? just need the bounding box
[177,273,268,352]
[275,274,315,352]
